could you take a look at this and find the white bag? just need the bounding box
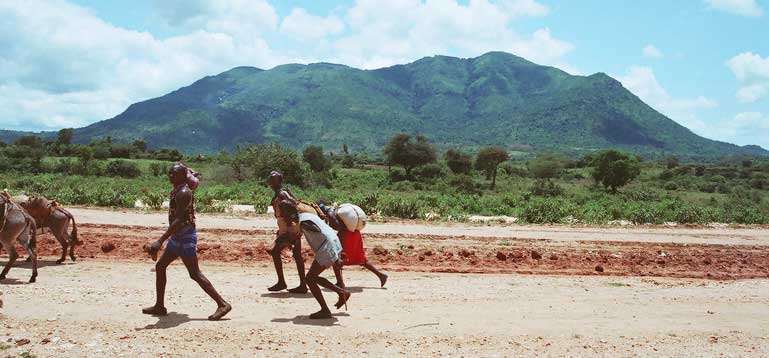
[336,203,367,232]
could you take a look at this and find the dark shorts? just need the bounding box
[166,226,198,257]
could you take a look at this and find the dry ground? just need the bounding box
[0,208,768,357]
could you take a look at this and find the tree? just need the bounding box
[590,149,641,193]
[57,128,74,146]
[383,134,436,180]
[665,156,679,169]
[302,145,328,172]
[528,152,566,179]
[444,149,472,174]
[231,143,306,186]
[133,139,147,153]
[14,135,43,149]
[474,146,509,189]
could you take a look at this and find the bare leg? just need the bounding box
[362,262,388,288]
[333,263,345,288]
[180,254,231,320]
[142,249,177,315]
[269,237,288,291]
[288,238,307,293]
[305,260,350,319]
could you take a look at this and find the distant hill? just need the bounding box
[3,52,767,158]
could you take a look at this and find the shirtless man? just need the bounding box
[279,200,350,319]
[267,171,308,293]
[143,163,232,320]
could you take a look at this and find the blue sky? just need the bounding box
[1,0,767,148]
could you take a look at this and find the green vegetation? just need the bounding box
[1,133,767,225]
[2,52,766,159]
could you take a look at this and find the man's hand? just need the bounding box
[149,239,163,261]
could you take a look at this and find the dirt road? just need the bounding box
[0,208,768,357]
[2,261,769,357]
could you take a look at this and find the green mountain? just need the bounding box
[4,52,768,157]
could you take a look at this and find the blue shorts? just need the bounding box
[165,226,198,257]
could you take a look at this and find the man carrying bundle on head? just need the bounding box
[267,171,308,293]
[279,200,350,319]
[143,162,232,321]
[320,202,388,288]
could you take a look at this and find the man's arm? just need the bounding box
[162,188,192,241]
[150,188,192,254]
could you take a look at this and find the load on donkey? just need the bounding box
[3,192,80,264]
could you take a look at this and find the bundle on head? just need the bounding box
[173,162,201,190]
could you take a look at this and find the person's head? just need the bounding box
[268,170,283,191]
[278,199,298,224]
[168,162,188,186]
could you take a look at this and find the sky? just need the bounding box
[1,0,768,148]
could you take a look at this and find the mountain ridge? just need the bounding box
[2,52,766,158]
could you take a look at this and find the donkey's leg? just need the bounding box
[21,229,37,283]
[0,244,17,280]
[53,229,68,264]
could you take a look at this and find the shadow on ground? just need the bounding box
[271,312,349,327]
[135,312,230,330]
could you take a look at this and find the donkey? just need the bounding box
[19,196,78,264]
[0,194,38,283]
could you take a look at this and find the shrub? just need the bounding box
[528,152,566,179]
[499,163,528,177]
[302,145,328,172]
[389,168,407,182]
[448,175,480,195]
[106,160,142,178]
[378,196,420,219]
[140,188,166,210]
[444,149,472,174]
[521,198,571,224]
[414,163,445,180]
[530,179,564,197]
[590,150,641,192]
[624,202,663,225]
[664,181,678,191]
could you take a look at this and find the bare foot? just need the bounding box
[309,309,332,319]
[379,274,388,288]
[334,290,351,310]
[268,282,287,292]
[208,303,232,321]
[287,285,308,294]
[142,306,168,316]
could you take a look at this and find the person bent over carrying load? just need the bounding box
[143,162,232,321]
[320,203,388,288]
[279,200,351,319]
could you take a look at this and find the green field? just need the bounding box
[2,155,767,225]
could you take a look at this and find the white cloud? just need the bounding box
[726,52,769,103]
[0,0,285,131]
[280,8,344,40]
[704,0,764,17]
[0,0,576,131]
[331,0,575,72]
[642,44,664,59]
[617,66,717,133]
[736,84,768,103]
[712,112,769,148]
[153,0,279,37]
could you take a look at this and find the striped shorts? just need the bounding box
[166,226,198,257]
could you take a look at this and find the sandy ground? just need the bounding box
[0,262,768,357]
[1,208,768,357]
